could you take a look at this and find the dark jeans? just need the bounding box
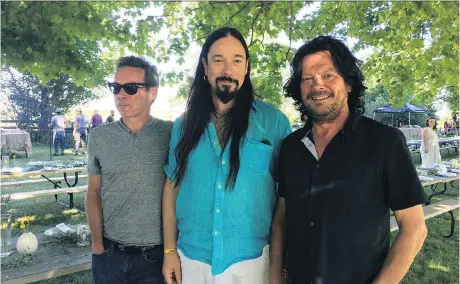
[54,132,66,152]
[92,238,164,284]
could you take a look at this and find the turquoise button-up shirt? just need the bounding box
[164,100,292,275]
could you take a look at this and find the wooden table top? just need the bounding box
[1,167,87,179]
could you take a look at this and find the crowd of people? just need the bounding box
[48,109,117,156]
[76,28,428,284]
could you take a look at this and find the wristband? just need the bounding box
[164,248,177,254]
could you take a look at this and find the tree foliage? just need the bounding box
[2,1,457,112]
[297,1,459,108]
[149,1,458,108]
[153,1,306,106]
[1,1,157,87]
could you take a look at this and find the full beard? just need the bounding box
[304,90,347,124]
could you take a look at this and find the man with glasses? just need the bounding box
[86,56,171,284]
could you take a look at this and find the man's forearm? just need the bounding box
[373,227,427,284]
[269,219,285,281]
[162,179,179,250]
[269,199,286,283]
[86,190,104,250]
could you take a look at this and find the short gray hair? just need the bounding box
[116,56,159,87]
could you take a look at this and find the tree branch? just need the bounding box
[285,1,294,62]
[16,2,41,40]
[225,2,250,26]
[6,68,23,94]
[189,34,208,43]
[248,4,263,47]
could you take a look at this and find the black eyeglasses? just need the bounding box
[107,82,151,95]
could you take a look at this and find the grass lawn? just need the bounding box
[1,146,459,284]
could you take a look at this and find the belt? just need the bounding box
[104,237,162,255]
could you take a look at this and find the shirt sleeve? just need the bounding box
[276,139,289,198]
[273,113,292,183]
[163,117,182,182]
[87,131,101,175]
[384,130,426,210]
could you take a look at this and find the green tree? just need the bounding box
[2,69,94,139]
[297,1,459,108]
[1,1,158,87]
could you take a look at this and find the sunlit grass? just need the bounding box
[428,260,450,272]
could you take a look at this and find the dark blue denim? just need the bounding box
[54,131,66,152]
[92,238,164,284]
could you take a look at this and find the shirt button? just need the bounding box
[222,160,225,164]
[316,164,319,168]
[218,184,222,189]
[310,222,314,227]
[214,231,219,236]
[216,209,220,213]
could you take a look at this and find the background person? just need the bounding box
[421,116,441,167]
[49,108,67,156]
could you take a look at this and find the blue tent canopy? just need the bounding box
[374,103,428,113]
[373,103,428,125]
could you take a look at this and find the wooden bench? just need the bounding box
[391,198,459,237]
[1,185,87,209]
[1,174,88,188]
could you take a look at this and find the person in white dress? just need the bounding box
[421,116,441,167]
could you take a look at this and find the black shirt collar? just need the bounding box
[301,113,365,138]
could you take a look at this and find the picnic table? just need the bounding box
[1,167,87,208]
[407,136,460,149]
[420,174,459,204]
[408,137,460,159]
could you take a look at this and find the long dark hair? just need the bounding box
[426,116,437,130]
[173,27,254,189]
[284,36,366,117]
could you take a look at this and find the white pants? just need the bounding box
[74,131,86,153]
[178,245,269,284]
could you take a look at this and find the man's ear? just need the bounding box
[149,87,158,104]
[347,84,352,93]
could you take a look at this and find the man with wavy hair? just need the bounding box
[278,36,427,284]
[162,27,291,284]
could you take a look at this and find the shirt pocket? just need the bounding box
[241,139,274,173]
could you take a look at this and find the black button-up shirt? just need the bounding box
[277,114,426,284]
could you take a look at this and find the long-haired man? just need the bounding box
[162,27,291,284]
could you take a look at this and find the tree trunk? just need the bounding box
[38,83,52,144]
